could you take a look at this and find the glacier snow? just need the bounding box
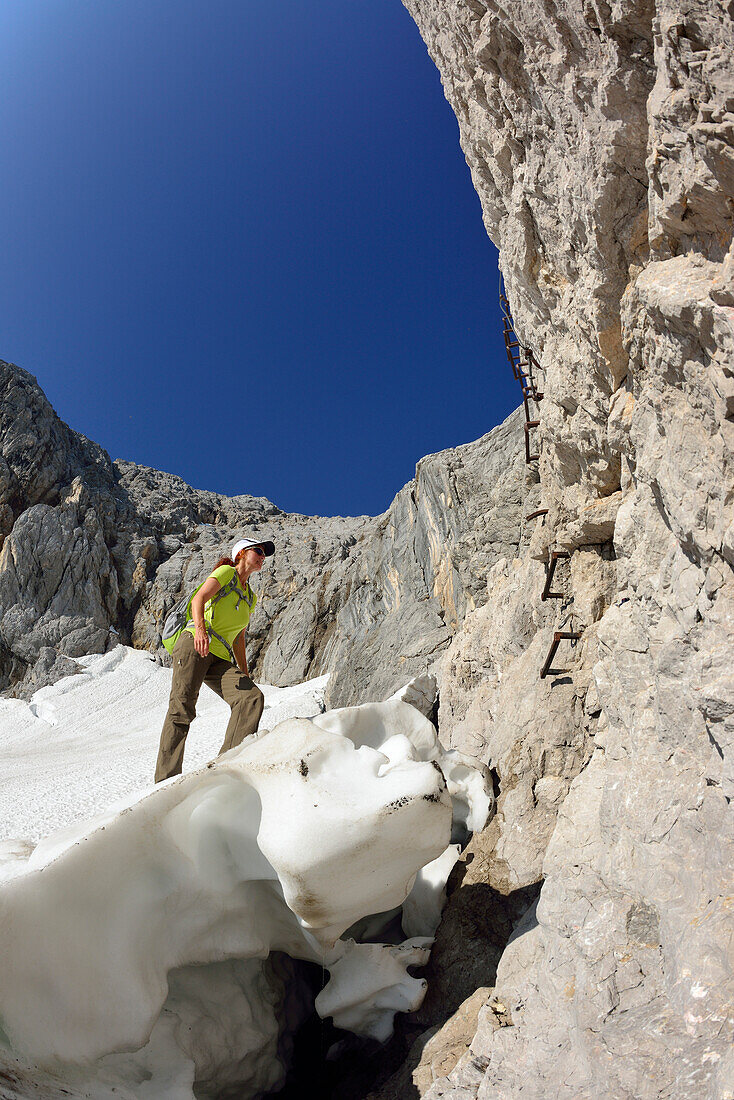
[0,647,492,1098]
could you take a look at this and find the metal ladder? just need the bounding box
[499,281,544,463]
[499,277,581,679]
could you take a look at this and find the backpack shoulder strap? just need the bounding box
[210,571,239,607]
[210,572,254,612]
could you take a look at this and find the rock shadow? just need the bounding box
[321,878,541,1100]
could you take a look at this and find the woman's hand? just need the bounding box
[194,624,210,657]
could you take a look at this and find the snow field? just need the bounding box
[0,645,328,844]
[0,648,493,1100]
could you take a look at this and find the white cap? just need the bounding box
[231,537,275,560]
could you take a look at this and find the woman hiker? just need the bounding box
[154,536,274,782]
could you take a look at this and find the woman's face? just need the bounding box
[243,546,265,572]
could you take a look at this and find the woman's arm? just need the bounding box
[232,630,248,674]
[189,576,222,657]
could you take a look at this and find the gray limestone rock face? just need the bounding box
[437,552,597,891]
[8,647,83,702]
[0,489,119,664]
[314,408,531,706]
[0,360,116,547]
[399,0,734,1098]
[403,0,656,540]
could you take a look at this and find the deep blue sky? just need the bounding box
[0,0,515,517]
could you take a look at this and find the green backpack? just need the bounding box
[161,572,253,663]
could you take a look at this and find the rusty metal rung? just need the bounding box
[540,631,581,679]
[527,508,548,520]
[519,371,542,396]
[524,420,540,431]
[541,550,570,600]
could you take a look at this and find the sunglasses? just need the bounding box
[251,546,265,557]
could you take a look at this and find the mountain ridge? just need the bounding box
[0,356,528,709]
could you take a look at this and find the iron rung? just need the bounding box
[541,631,581,679]
[541,551,570,600]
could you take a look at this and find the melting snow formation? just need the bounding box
[0,660,492,1099]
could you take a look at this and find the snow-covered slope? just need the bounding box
[0,651,492,1099]
[0,645,328,844]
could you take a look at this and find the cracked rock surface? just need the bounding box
[389,0,734,1097]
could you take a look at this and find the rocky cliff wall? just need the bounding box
[0,359,530,709]
[380,1,733,1097]
[1,1,731,1094]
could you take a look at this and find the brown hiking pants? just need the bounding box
[155,630,265,782]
